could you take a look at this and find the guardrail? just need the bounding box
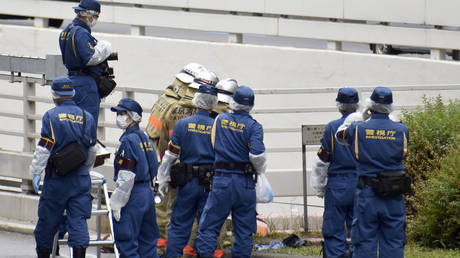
[1,54,460,198]
[1,0,460,59]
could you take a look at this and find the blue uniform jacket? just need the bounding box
[212,110,265,171]
[40,100,97,173]
[114,125,158,182]
[343,113,409,176]
[59,18,102,75]
[321,113,357,175]
[169,110,215,164]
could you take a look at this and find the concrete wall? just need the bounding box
[2,25,460,89]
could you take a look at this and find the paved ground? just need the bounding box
[0,229,319,258]
[0,230,114,258]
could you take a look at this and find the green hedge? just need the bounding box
[401,96,460,248]
[407,138,460,248]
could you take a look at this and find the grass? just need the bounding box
[249,232,460,257]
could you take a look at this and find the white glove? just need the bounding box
[85,144,97,168]
[249,152,267,175]
[110,170,135,218]
[336,111,365,145]
[112,209,121,222]
[361,98,373,121]
[310,156,329,198]
[30,145,50,176]
[316,187,325,198]
[156,150,178,197]
[158,181,169,197]
[86,40,112,65]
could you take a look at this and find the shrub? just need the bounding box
[407,137,460,248]
[401,96,460,248]
[401,96,460,216]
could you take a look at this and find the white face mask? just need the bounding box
[116,114,130,129]
[88,16,98,28]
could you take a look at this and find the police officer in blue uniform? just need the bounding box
[110,98,160,258]
[30,77,97,258]
[195,86,267,258]
[156,84,218,258]
[59,0,113,123]
[311,88,359,258]
[336,87,409,258]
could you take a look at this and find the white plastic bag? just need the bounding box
[256,173,274,203]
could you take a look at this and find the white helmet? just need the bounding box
[189,70,219,89]
[216,78,238,103]
[176,63,207,84]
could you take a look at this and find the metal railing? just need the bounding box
[1,54,460,197]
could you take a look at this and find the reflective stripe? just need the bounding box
[168,141,181,156]
[71,29,77,57]
[211,115,219,148]
[403,132,408,157]
[38,137,54,151]
[148,114,163,131]
[49,120,56,143]
[330,131,334,153]
[354,125,359,160]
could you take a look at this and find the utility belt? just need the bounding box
[69,67,116,98]
[170,163,214,190]
[358,170,411,198]
[214,162,257,183]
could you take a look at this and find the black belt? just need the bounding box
[134,180,150,184]
[183,163,213,177]
[214,162,249,171]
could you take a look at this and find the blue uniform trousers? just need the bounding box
[195,173,257,258]
[165,178,209,257]
[322,174,357,258]
[351,185,406,258]
[34,169,92,251]
[70,74,100,124]
[113,183,159,258]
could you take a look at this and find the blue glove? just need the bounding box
[33,174,41,194]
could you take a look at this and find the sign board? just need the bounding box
[301,124,326,145]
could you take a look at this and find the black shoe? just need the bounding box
[73,246,86,258]
[37,248,51,258]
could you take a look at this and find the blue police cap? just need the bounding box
[197,84,217,96]
[336,88,359,104]
[233,86,254,106]
[73,0,101,13]
[110,98,143,117]
[51,77,75,96]
[370,86,393,104]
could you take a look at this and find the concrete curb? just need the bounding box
[0,218,35,235]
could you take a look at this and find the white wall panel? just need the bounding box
[279,18,460,49]
[344,0,425,24]
[426,0,460,27]
[265,0,343,19]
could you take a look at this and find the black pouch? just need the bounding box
[372,171,411,197]
[97,76,117,98]
[244,163,257,183]
[49,142,86,176]
[170,163,188,188]
[198,166,214,190]
[86,69,117,99]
